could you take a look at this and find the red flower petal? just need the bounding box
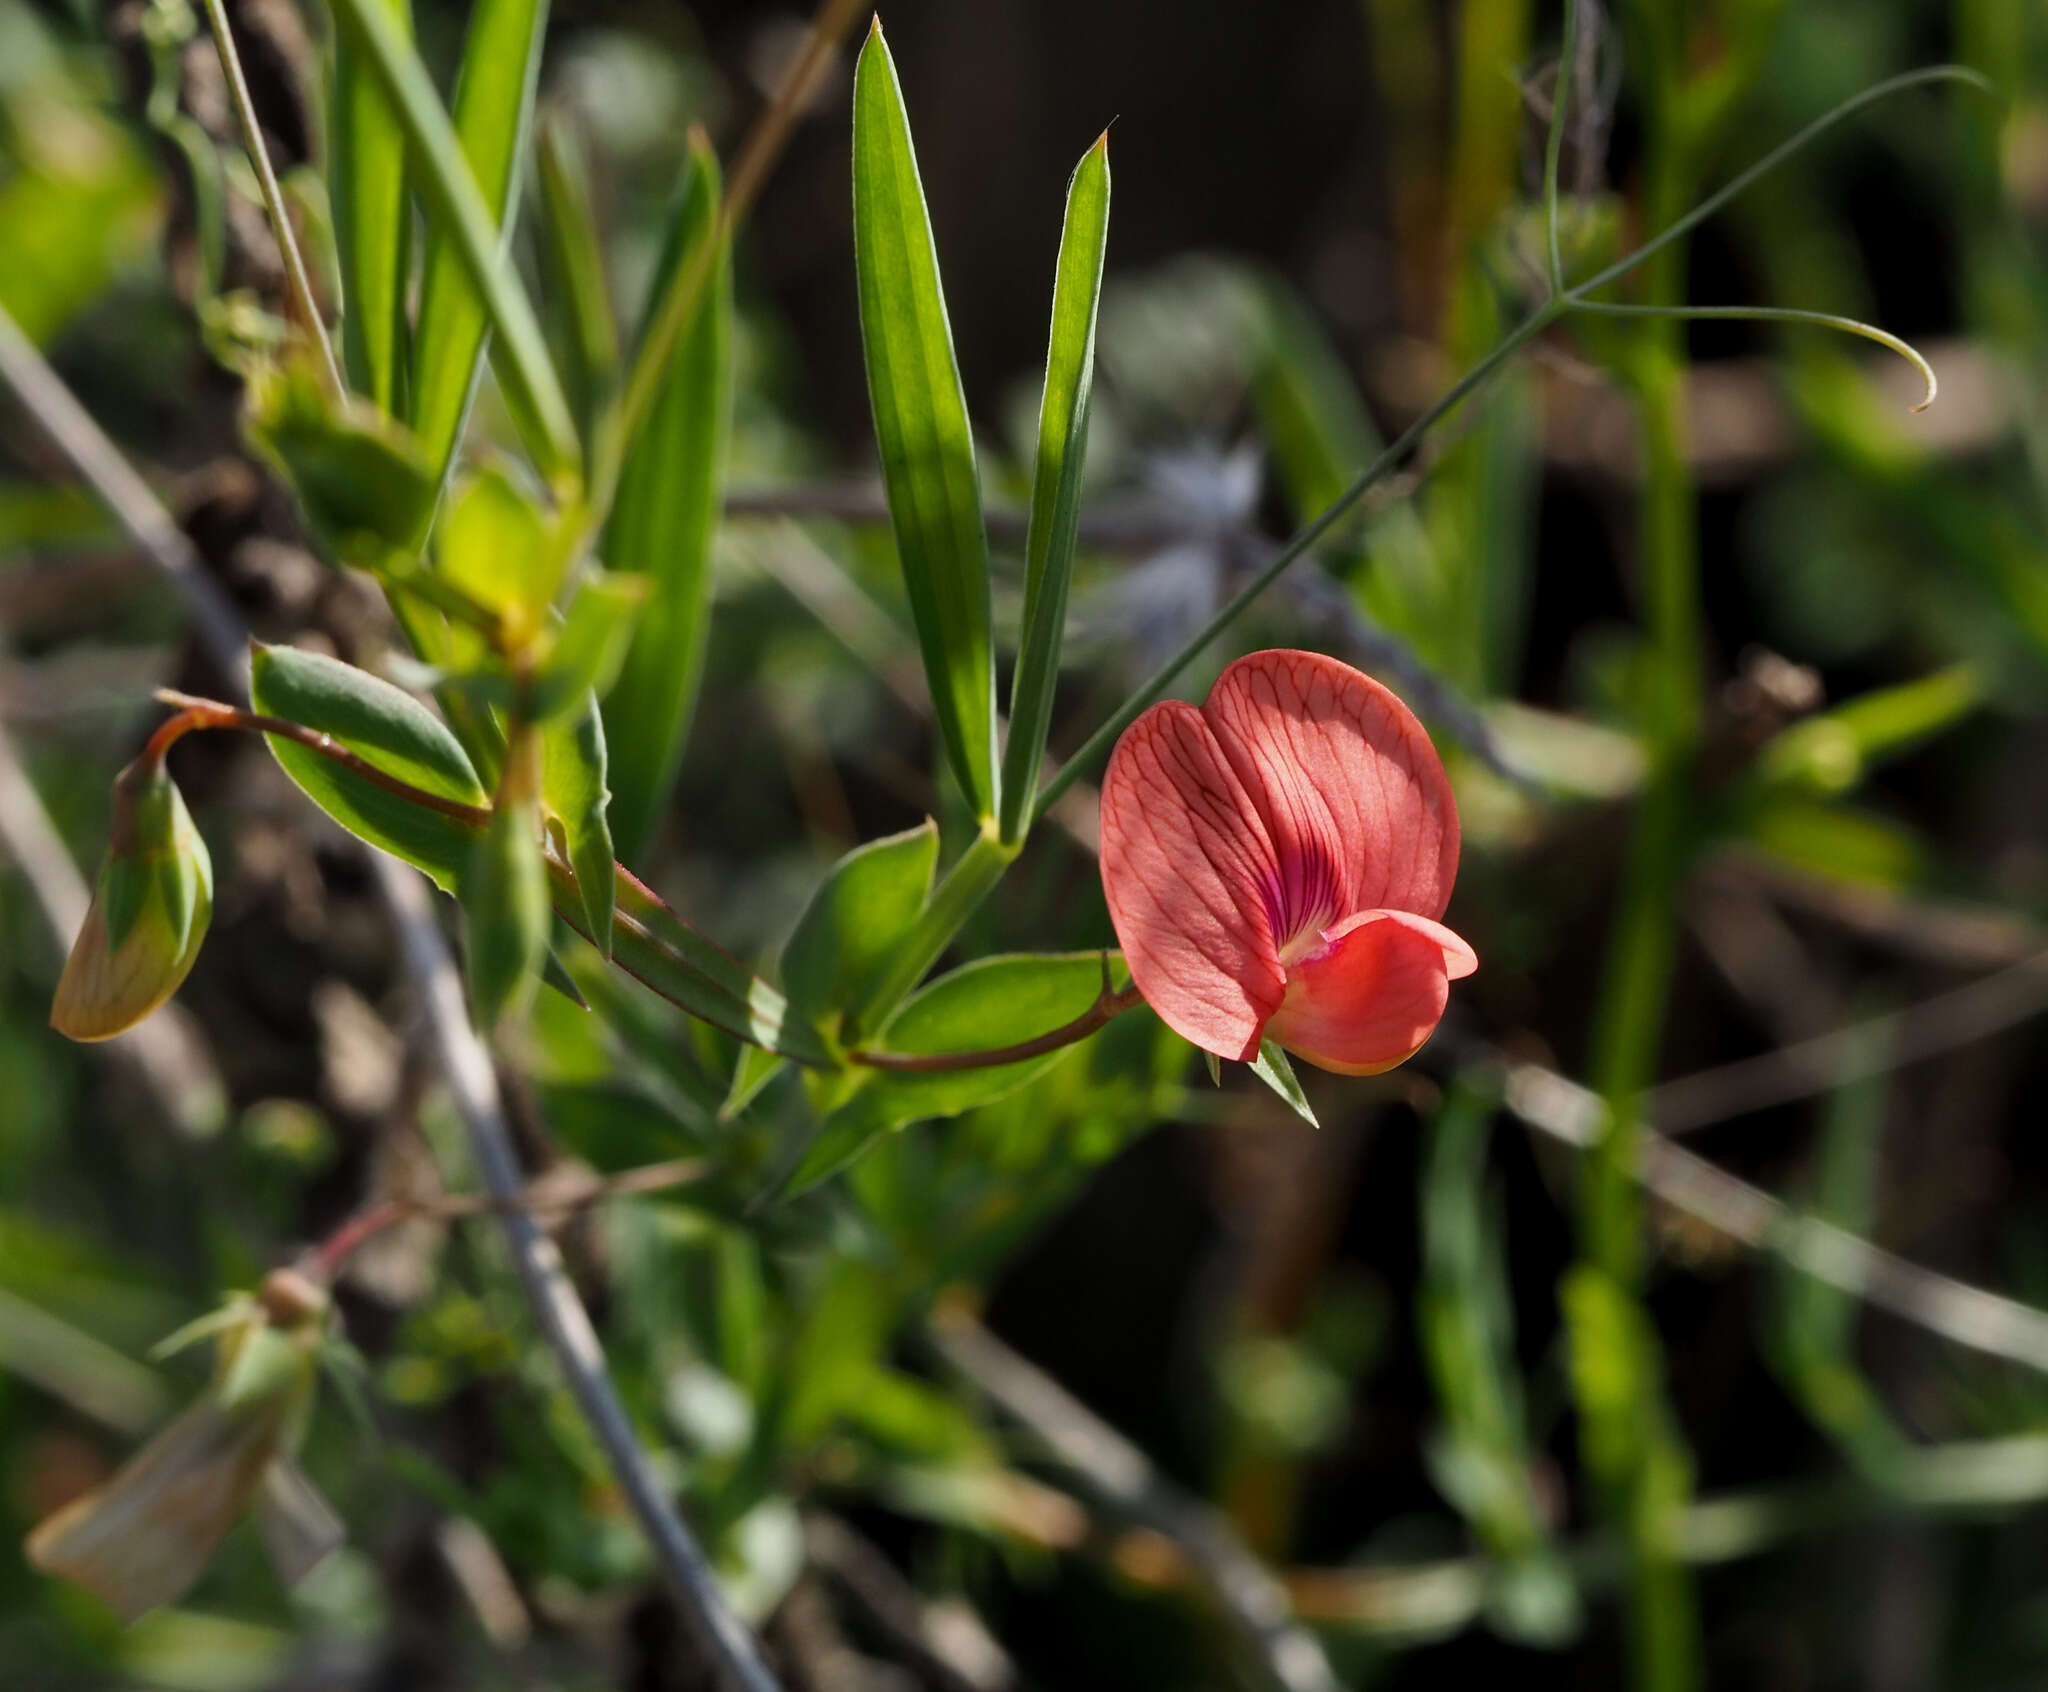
[1265,909,1476,1076]
[1099,700,1288,1061]
[1202,650,1460,929]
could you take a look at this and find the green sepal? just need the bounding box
[1251,1039,1318,1128]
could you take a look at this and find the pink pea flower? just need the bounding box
[1100,649,1474,1076]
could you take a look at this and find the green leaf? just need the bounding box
[1745,797,1925,890]
[326,0,577,484]
[781,819,938,1029]
[1765,1029,1906,1482]
[999,131,1109,844]
[243,364,437,565]
[463,797,548,1028]
[535,113,618,435]
[1251,1039,1318,1128]
[436,464,575,637]
[250,643,485,889]
[1251,275,1439,645]
[535,575,646,719]
[787,951,1119,1193]
[553,861,829,1065]
[773,1260,893,1450]
[542,701,614,953]
[851,22,998,820]
[600,135,732,863]
[329,0,412,412]
[1753,665,1981,799]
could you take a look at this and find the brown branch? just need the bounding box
[847,983,1145,1073]
[306,1156,708,1282]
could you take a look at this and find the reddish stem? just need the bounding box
[302,1157,708,1283]
[155,690,493,827]
[148,692,1152,1076]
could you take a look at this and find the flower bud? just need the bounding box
[24,1289,339,1621]
[50,753,214,1041]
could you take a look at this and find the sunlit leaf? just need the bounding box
[781,819,938,1031]
[852,22,999,820]
[1000,131,1110,844]
[536,575,646,719]
[787,952,1122,1193]
[330,0,413,412]
[250,643,484,889]
[327,0,577,482]
[436,463,578,641]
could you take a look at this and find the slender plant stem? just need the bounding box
[1574,10,1701,1683]
[1542,0,1582,291]
[304,1156,707,1281]
[931,1306,1341,1692]
[376,862,783,1692]
[196,0,345,395]
[1569,65,1994,305]
[151,692,494,825]
[0,306,251,681]
[1029,296,1566,824]
[1571,300,1938,408]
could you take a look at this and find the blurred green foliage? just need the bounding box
[5,0,2048,1688]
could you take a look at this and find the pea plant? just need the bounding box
[7,0,2000,1685]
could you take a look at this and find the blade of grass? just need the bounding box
[851,19,1000,822]
[600,134,731,862]
[535,112,619,437]
[326,0,578,485]
[407,0,555,480]
[998,130,1109,846]
[1541,0,1581,292]
[329,0,412,411]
